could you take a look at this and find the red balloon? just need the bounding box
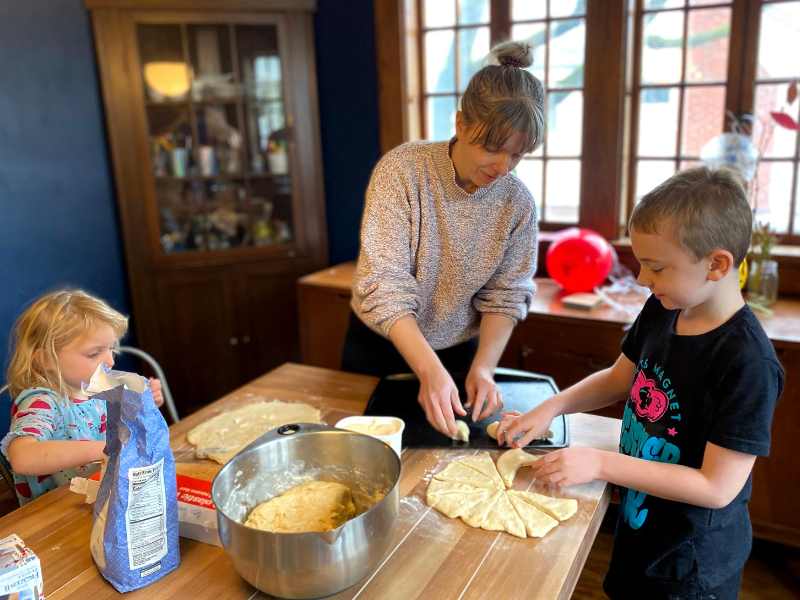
[546,228,615,293]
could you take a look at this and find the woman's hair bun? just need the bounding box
[488,41,534,69]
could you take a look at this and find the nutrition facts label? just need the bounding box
[125,458,168,571]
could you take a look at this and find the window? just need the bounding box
[511,0,587,224]
[626,0,734,218]
[384,0,800,241]
[420,0,491,141]
[748,1,800,235]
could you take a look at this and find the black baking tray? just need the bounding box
[363,368,569,449]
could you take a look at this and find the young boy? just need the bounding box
[496,167,783,599]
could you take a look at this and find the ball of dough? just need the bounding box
[487,422,499,440]
[451,420,470,442]
[245,481,356,533]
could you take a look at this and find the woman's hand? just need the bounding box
[495,405,554,448]
[465,366,503,422]
[149,378,164,408]
[418,366,466,437]
[532,448,604,488]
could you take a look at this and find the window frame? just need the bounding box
[374,0,800,243]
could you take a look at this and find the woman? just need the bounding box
[343,41,545,438]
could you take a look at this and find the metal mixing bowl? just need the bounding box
[211,423,401,599]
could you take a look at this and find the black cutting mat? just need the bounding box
[363,368,569,449]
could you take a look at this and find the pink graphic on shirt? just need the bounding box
[10,404,18,419]
[28,399,52,410]
[22,427,42,435]
[631,370,669,423]
[37,475,50,483]
[14,411,36,419]
[15,482,31,499]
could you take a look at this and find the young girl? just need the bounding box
[2,290,163,505]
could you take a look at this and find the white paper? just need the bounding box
[125,458,168,570]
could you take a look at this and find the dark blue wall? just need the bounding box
[0,1,131,436]
[314,0,381,264]
[0,0,380,436]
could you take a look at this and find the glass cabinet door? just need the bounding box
[136,20,294,256]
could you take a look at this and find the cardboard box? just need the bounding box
[175,474,222,547]
[0,534,44,600]
[71,471,222,548]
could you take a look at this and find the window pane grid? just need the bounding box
[511,8,586,223]
[421,0,491,141]
[753,0,800,234]
[628,1,733,210]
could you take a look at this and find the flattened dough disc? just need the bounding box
[187,401,321,464]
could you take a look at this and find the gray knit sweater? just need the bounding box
[351,140,538,350]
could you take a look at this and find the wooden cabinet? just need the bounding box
[87,0,327,416]
[298,264,355,370]
[298,263,800,547]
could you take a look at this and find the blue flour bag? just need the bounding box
[84,366,180,592]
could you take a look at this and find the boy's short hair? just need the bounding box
[629,166,752,266]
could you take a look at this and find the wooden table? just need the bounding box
[0,364,620,599]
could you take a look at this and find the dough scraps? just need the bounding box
[245,481,355,533]
[187,400,322,464]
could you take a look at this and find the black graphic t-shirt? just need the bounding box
[603,295,784,600]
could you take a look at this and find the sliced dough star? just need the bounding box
[433,461,498,488]
[481,488,526,539]
[507,490,578,521]
[461,488,503,528]
[458,453,505,488]
[496,448,538,488]
[427,481,493,519]
[508,493,559,538]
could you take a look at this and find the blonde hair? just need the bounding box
[630,166,752,266]
[6,290,128,398]
[460,41,545,155]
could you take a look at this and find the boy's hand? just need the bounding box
[149,378,164,408]
[533,448,603,488]
[495,406,554,448]
[465,366,503,422]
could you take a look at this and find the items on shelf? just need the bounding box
[152,133,193,178]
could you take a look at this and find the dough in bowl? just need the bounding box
[245,481,356,533]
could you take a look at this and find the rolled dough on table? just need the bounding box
[186,400,322,464]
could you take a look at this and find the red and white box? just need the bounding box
[72,470,221,547]
[175,474,222,547]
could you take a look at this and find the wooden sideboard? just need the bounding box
[298,262,800,547]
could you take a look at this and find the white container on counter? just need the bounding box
[335,416,405,458]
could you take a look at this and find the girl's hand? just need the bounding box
[495,406,554,448]
[532,448,604,488]
[418,366,465,437]
[465,366,503,422]
[149,378,164,408]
